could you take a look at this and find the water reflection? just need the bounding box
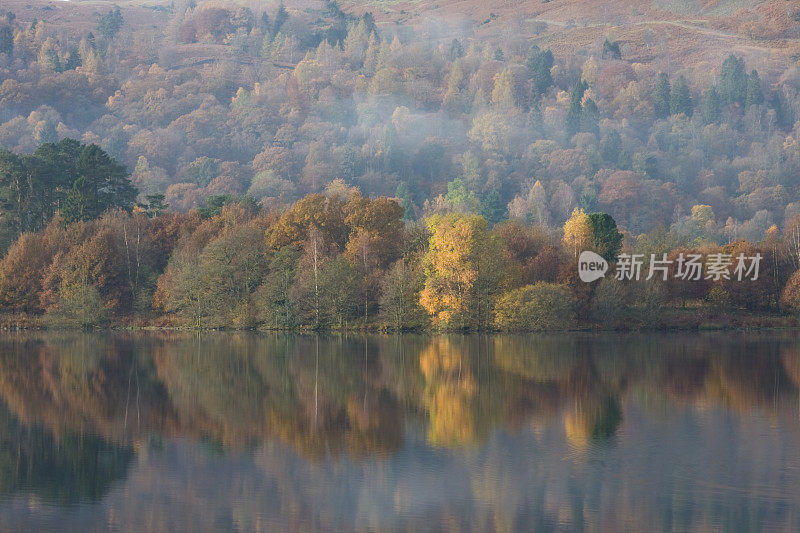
[0,403,133,505]
[0,332,797,530]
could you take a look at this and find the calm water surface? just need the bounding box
[0,332,798,531]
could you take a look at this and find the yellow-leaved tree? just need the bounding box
[419,214,489,328]
[491,68,516,110]
[562,207,592,258]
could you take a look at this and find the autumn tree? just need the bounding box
[379,259,427,330]
[255,245,300,329]
[268,193,348,251]
[288,226,361,329]
[468,111,511,153]
[0,232,52,313]
[498,219,544,279]
[44,280,109,328]
[419,214,488,329]
[562,207,592,258]
[268,193,405,323]
[345,227,380,322]
[590,277,626,325]
[491,68,516,109]
[721,239,786,310]
[319,255,361,328]
[290,226,330,328]
[344,194,404,269]
[781,270,800,312]
[156,218,269,327]
[471,230,513,329]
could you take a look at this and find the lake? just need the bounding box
[0,332,797,531]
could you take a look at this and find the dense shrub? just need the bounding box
[43,281,109,328]
[494,282,576,331]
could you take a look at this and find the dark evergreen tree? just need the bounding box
[527,46,554,97]
[565,80,588,138]
[199,194,233,219]
[719,54,747,107]
[382,123,402,174]
[602,39,621,59]
[44,49,62,73]
[340,143,360,181]
[395,183,414,220]
[669,75,692,116]
[324,1,348,47]
[527,103,544,132]
[769,91,790,129]
[61,143,136,223]
[272,4,289,38]
[702,87,722,124]
[62,176,91,223]
[139,194,168,217]
[654,72,671,119]
[581,98,600,137]
[588,213,623,262]
[746,69,763,107]
[97,6,124,40]
[565,99,582,139]
[0,25,12,56]
[480,189,505,225]
[0,139,135,231]
[449,38,463,61]
[362,12,376,36]
[64,48,81,70]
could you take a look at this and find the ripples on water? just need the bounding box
[0,332,797,531]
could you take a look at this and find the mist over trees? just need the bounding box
[1,2,800,244]
[2,2,800,328]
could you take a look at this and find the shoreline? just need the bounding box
[1,312,797,333]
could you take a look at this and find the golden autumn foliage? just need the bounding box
[419,214,488,328]
[0,187,796,331]
[562,207,592,258]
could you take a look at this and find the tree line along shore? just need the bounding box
[1,142,799,332]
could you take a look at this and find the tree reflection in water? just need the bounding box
[0,332,796,530]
